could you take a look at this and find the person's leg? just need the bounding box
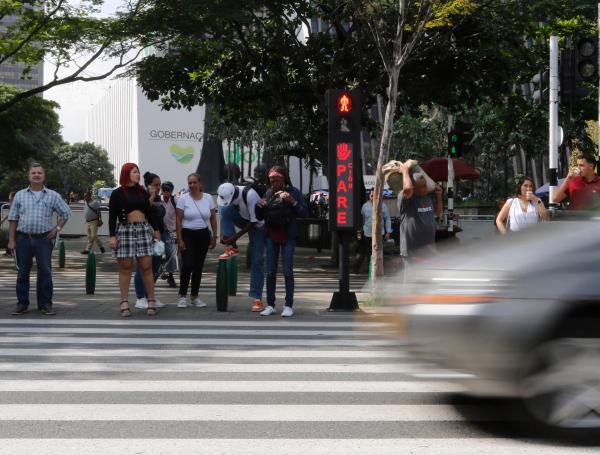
[178,229,194,298]
[190,229,210,298]
[85,221,93,251]
[282,240,296,308]
[365,236,373,274]
[90,220,103,250]
[118,258,134,302]
[134,269,146,299]
[162,231,175,272]
[219,205,240,239]
[248,225,265,300]
[265,238,279,308]
[137,255,155,305]
[33,236,54,310]
[15,234,33,310]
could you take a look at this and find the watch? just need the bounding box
[55,226,62,231]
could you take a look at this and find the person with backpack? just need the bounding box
[81,191,105,255]
[159,181,178,288]
[258,166,308,317]
[216,180,266,312]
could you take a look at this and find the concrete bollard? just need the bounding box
[58,240,65,268]
[227,255,237,296]
[216,258,228,311]
[85,251,96,295]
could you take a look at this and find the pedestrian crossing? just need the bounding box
[0,318,592,454]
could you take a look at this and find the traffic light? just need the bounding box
[574,37,598,83]
[561,37,598,105]
[447,121,473,158]
[531,68,550,104]
[326,89,362,232]
[448,130,461,157]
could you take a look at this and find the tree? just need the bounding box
[356,0,477,284]
[0,83,62,195]
[53,142,115,195]
[0,0,165,112]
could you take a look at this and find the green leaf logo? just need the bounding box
[169,144,195,164]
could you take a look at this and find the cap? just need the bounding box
[217,182,236,207]
[161,181,174,191]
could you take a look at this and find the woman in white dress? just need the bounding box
[496,176,550,234]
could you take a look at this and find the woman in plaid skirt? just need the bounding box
[108,163,161,316]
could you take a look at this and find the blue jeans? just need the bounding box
[134,231,169,299]
[266,237,295,308]
[15,233,54,309]
[220,205,265,299]
[163,231,176,273]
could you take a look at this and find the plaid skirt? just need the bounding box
[114,222,154,258]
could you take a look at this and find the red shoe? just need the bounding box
[251,299,264,312]
[219,246,240,260]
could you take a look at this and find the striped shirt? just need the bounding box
[8,186,71,234]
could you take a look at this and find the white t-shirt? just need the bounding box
[233,186,264,227]
[176,193,215,230]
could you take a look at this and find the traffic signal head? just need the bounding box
[531,69,549,104]
[448,130,460,157]
[575,38,598,83]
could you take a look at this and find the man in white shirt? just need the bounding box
[217,182,265,312]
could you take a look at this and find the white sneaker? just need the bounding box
[260,306,276,316]
[153,298,166,308]
[190,297,207,308]
[135,298,148,309]
[281,306,294,317]
[177,296,188,308]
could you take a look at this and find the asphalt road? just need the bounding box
[0,317,597,454]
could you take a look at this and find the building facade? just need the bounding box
[86,78,206,191]
[0,16,44,91]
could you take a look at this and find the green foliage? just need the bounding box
[53,142,115,195]
[91,180,108,200]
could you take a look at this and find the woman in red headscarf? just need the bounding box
[108,163,161,316]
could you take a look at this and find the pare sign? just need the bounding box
[335,142,355,229]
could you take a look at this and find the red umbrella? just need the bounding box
[420,157,480,181]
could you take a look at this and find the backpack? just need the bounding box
[265,190,294,227]
[241,181,267,205]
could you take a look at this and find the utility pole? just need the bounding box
[598,4,600,155]
[447,114,455,232]
[548,35,559,209]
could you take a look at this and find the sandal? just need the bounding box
[120,300,131,317]
[147,299,157,316]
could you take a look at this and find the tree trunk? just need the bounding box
[371,66,400,287]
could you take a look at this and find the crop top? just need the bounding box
[108,186,159,236]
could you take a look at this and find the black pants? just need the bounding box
[179,228,210,297]
[354,235,372,273]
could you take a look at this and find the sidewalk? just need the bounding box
[0,236,382,321]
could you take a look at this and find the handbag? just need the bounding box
[87,201,103,226]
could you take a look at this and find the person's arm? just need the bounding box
[383,204,392,239]
[7,220,17,252]
[290,187,308,217]
[535,198,550,221]
[48,194,71,239]
[553,170,576,203]
[209,208,217,249]
[108,189,119,250]
[176,207,185,251]
[495,199,512,234]
[401,164,414,199]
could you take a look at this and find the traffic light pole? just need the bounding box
[598,4,600,155]
[447,114,455,233]
[548,35,559,208]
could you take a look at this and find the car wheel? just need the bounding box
[521,336,600,431]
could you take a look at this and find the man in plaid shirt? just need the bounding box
[7,163,71,315]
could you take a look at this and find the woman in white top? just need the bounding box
[175,173,217,308]
[496,176,549,234]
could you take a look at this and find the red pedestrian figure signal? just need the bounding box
[338,93,352,114]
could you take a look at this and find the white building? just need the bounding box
[86,77,205,190]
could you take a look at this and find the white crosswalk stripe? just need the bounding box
[0,318,589,453]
